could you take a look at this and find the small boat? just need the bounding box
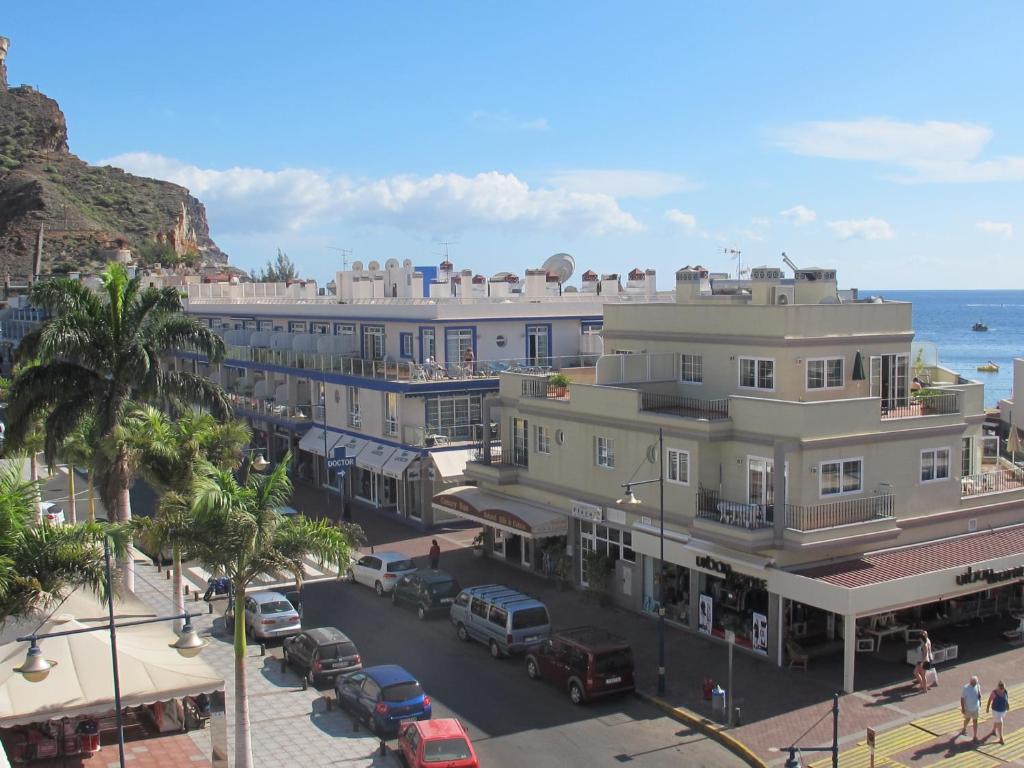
[972,321,989,332]
[977,361,999,373]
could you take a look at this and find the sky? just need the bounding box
[4,2,1024,289]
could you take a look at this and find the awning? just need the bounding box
[333,434,368,460]
[357,442,397,472]
[383,449,419,479]
[431,448,476,479]
[298,427,327,456]
[432,486,567,538]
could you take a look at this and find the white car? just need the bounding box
[346,552,417,596]
[40,502,65,526]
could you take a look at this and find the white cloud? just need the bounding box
[664,209,697,232]
[827,217,895,241]
[548,170,699,199]
[470,110,549,132]
[775,118,1024,184]
[100,152,642,236]
[976,220,1014,239]
[780,204,817,225]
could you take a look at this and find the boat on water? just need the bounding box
[972,321,989,332]
[977,361,1000,373]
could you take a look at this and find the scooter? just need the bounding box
[203,576,231,601]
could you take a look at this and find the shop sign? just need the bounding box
[752,612,768,655]
[956,564,1024,586]
[435,495,531,534]
[698,594,713,635]
[695,555,734,577]
[571,500,603,523]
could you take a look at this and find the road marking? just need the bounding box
[933,750,1000,768]
[913,708,989,737]
[977,727,1024,761]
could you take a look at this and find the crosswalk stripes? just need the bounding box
[931,750,1001,768]
[977,727,1024,762]
[911,707,989,737]
[870,724,934,754]
[808,745,902,768]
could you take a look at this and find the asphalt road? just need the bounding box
[299,578,747,768]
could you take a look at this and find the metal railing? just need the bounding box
[880,391,960,420]
[403,423,495,448]
[640,392,729,421]
[520,376,570,400]
[785,493,895,531]
[225,392,314,422]
[961,468,1024,498]
[696,487,773,530]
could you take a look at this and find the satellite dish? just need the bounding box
[352,261,364,272]
[385,258,399,269]
[368,260,381,271]
[542,253,575,284]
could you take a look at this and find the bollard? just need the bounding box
[184,584,189,595]
[166,570,171,580]
[301,675,308,691]
[194,592,199,602]
[259,643,266,657]
[208,602,213,615]
[379,740,386,757]
[734,706,741,726]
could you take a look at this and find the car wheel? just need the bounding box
[456,623,469,641]
[569,681,584,705]
[375,581,384,597]
[526,656,541,680]
[416,605,426,621]
[489,639,502,659]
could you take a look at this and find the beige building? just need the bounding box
[441,265,1024,692]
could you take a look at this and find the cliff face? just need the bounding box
[0,43,228,277]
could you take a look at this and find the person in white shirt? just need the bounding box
[961,675,982,740]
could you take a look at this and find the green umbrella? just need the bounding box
[852,351,866,381]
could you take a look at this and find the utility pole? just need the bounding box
[722,247,743,280]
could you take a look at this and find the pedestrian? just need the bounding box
[987,680,1009,745]
[428,539,440,570]
[914,658,928,694]
[462,346,475,374]
[920,630,937,689]
[961,675,983,741]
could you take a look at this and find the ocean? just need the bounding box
[869,290,1023,408]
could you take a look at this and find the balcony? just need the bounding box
[464,442,522,485]
[520,376,570,401]
[880,391,959,420]
[696,487,773,530]
[402,423,495,448]
[226,392,314,423]
[784,493,895,531]
[640,392,729,421]
[961,466,1024,498]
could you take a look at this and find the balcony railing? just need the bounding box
[520,376,570,401]
[403,423,495,448]
[219,346,598,383]
[961,468,1024,498]
[696,487,773,530]
[880,391,960,420]
[226,392,314,422]
[785,493,895,531]
[640,392,729,421]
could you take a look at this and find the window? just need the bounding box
[581,320,603,336]
[487,606,508,628]
[420,328,436,362]
[425,394,481,440]
[595,436,615,468]
[820,458,863,496]
[526,324,551,365]
[680,354,703,384]
[362,325,385,360]
[667,449,689,484]
[807,358,844,390]
[535,425,551,454]
[739,357,774,389]
[334,322,355,337]
[347,387,361,428]
[383,392,398,436]
[311,322,330,335]
[470,598,489,619]
[579,521,635,586]
[921,448,951,483]
[399,333,413,359]
[962,437,974,477]
[258,319,273,331]
[445,328,474,365]
[512,418,529,468]
[288,320,307,333]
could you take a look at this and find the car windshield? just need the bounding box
[381,681,423,702]
[319,642,358,659]
[511,607,549,630]
[259,601,294,614]
[427,580,457,597]
[387,559,415,573]
[423,737,471,762]
[594,648,633,674]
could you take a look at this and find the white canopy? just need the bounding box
[357,442,396,473]
[298,427,327,456]
[0,615,223,727]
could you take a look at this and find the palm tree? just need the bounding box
[54,418,97,524]
[126,405,250,627]
[0,461,124,621]
[0,374,46,523]
[4,263,228,590]
[190,456,352,768]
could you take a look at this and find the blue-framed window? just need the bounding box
[419,327,436,362]
[258,319,273,332]
[311,322,330,335]
[399,332,414,359]
[444,327,476,365]
[334,322,355,336]
[525,323,552,365]
[581,320,603,336]
[288,320,307,333]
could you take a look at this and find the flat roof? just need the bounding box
[798,523,1024,588]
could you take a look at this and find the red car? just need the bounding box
[397,718,478,768]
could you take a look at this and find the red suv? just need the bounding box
[525,626,635,704]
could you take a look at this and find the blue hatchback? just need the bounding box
[334,665,432,735]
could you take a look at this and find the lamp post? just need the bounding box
[616,427,666,697]
[771,693,840,768]
[14,536,208,768]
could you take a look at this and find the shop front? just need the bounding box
[429,449,477,523]
[383,448,421,521]
[355,441,398,509]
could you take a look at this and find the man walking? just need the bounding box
[961,675,982,741]
[428,539,441,570]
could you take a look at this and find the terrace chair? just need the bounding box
[786,638,809,671]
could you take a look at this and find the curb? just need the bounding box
[636,690,768,768]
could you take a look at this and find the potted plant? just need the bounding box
[547,373,571,399]
[912,387,941,414]
[583,551,615,606]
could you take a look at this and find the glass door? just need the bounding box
[363,326,385,360]
[748,457,774,514]
[420,328,436,362]
[526,325,551,366]
[872,354,908,409]
[445,329,473,366]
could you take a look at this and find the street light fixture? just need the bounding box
[615,427,666,697]
[13,639,55,682]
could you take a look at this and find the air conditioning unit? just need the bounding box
[770,286,795,305]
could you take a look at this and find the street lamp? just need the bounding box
[615,427,666,697]
[14,536,208,768]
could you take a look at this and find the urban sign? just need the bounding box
[326,447,355,470]
[570,500,603,523]
[956,564,1024,586]
[695,555,734,577]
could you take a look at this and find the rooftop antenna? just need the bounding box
[781,251,800,274]
[327,247,352,271]
[722,248,745,279]
[436,240,458,262]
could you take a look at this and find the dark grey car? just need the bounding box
[283,627,362,686]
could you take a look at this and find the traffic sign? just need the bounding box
[326,446,355,470]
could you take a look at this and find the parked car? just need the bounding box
[391,571,461,620]
[449,585,551,658]
[334,665,432,735]
[39,502,65,526]
[398,719,478,768]
[282,627,361,686]
[525,626,635,704]
[225,590,301,641]
[345,552,417,596]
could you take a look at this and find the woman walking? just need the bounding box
[920,631,937,689]
[987,680,1010,745]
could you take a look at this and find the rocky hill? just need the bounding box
[0,36,228,278]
